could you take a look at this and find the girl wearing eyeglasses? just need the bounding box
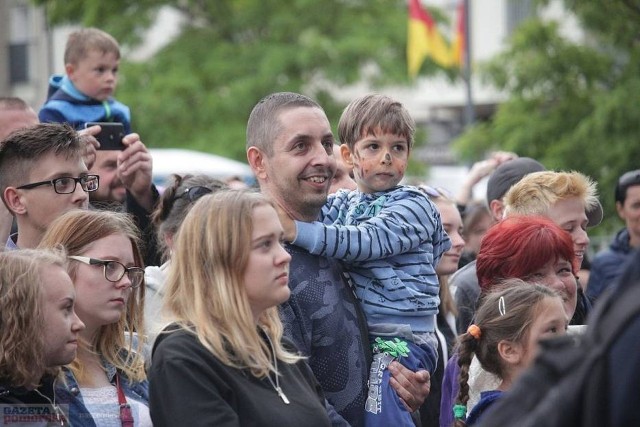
[39,209,150,427]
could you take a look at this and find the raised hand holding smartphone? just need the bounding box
[85,122,125,150]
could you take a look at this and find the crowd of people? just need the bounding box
[0,25,638,427]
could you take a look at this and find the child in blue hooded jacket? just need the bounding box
[39,28,131,133]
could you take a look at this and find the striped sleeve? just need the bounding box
[293,189,449,262]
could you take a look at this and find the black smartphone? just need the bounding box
[85,122,126,150]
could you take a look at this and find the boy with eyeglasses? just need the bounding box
[35,27,159,265]
[0,123,96,249]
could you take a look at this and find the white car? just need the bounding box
[149,148,254,187]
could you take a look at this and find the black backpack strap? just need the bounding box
[582,283,640,427]
[540,284,640,427]
[588,284,640,345]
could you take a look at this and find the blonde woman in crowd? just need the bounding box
[39,209,150,426]
[149,190,331,426]
[0,248,85,426]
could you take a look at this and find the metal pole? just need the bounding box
[463,0,475,128]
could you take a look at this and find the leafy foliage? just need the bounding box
[454,2,640,234]
[35,0,450,167]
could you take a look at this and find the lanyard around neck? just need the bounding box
[115,374,134,427]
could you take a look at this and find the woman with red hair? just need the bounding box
[440,215,580,427]
[476,215,579,322]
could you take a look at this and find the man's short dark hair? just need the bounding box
[615,169,640,204]
[246,92,322,156]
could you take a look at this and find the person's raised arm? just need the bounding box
[292,190,448,262]
[455,151,518,208]
[77,125,100,170]
[117,133,154,212]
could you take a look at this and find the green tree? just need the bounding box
[36,0,453,166]
[454,1,640,234]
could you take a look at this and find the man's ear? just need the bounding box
[340,144,353,166]
[489,199,504,222]
[247,147,268,181]
[497,339,523,367]
[615,200,626,220]
[3,187,26,215]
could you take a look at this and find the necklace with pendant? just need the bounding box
[34,383,67,426]
[262,329,290,404]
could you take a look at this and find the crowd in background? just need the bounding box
[0,26,639,427]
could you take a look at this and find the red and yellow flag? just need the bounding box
[407,0,452,78]
[451,0,466,68]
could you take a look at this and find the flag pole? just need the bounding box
[462,0,475,128]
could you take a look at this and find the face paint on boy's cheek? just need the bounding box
[351,160,362,178]
[350,157,366,181]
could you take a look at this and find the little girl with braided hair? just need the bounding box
[453,279,568,426]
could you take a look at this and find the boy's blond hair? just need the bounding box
[338,93,415,150]
[503,171,599,217]
[64,28,120,65]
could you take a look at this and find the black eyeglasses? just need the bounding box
[69,256,145,289]
[174,186,213,203]
[17,175,99,194]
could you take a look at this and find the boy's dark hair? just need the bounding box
[614,169,640,204]
[0,123,81,199]
[64,27,120,64]
[246,92,324,156]
[338,93,415,150]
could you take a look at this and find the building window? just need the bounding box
[9,44,28,84]
[9,5,30,84]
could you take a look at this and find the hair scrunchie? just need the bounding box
[453,404,467,420]
[467,324,481,340]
